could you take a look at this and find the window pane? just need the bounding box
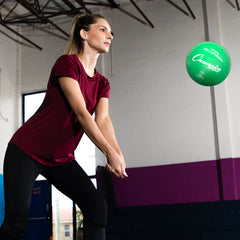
[64,225,70,230]
[52,186,73,239]
[24,92,45,122]
[74,113,97,181]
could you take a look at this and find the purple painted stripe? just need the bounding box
[112,159,240,207]
[220,158,236,200]
[233,158,240,198]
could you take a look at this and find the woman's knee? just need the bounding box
[80,190,108,228]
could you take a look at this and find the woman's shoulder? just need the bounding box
[95,70,108,81]
[95,71,110,88]
[53,54,81,72]
[55,54,77,64]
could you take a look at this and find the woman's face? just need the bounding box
[83,18,113,54]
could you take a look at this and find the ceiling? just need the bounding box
[0,0,239,50]
[0,0,156,50]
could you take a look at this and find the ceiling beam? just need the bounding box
[61,0,77,10]
[0,12,42,50]
[82,2,112,8]
[0,28,36,48]
[100,0,152,28]
[61,0,89,15]
[41,0,51,11]
[116,7,148,26]
[235,0,240,10]
[52,0,68,12]
[129,0,154,28]
[74,0,92,14]
[226,0,235,8]
[16,0,69,37]
[182,0,195,19]
[0,0,7,7]
[106,0,119,8]
[166,0,190,17]
[3,2,19,21]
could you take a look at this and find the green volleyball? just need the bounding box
[186,42,231,86]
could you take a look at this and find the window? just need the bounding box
[64,224,70,237]
[22,91,46,123]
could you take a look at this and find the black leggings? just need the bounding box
[0,143,107,240]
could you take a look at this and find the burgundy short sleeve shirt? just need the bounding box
[10,55,110,166]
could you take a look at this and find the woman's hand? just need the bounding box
[106,150,128,178]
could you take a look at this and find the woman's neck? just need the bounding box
[77,52,100,77]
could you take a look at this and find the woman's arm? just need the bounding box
[59,76,127,178]
[95,97,127,176]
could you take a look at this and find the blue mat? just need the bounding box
[0,174,4,226]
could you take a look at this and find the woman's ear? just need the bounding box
[80,29,87,40]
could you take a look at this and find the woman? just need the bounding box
[0,14,127,240]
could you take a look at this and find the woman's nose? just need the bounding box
[108,32,113,40]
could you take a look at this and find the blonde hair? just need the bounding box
[64,14,105,55]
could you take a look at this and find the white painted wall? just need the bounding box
[2,0,240,172]
[217,0,240,158]
[20,26,70,93]
[0,29,20,173]
[102,0,216,167]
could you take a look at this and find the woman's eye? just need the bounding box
[100,28,105,32]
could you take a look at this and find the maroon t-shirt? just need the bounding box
[10,54,110,166]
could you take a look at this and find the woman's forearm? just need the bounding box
[77,111,127,178]
[76,110,114,158]
[95,116,122,156]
